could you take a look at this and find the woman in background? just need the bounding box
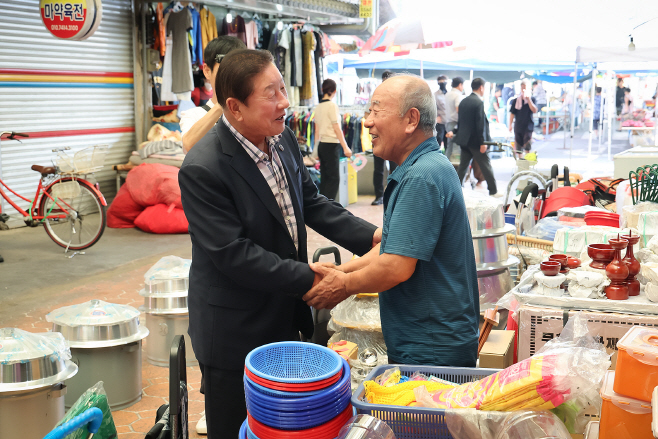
[314,79,352,200]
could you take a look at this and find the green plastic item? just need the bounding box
[55,381,118,439]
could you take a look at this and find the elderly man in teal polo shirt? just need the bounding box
[303,75,479,367]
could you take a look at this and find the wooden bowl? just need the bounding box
[587,244,614,270]
[549,254,568,270]
[540,261,561,276]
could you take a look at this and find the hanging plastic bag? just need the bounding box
[55,381,118,439]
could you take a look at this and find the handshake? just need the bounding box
[302,228,382,310]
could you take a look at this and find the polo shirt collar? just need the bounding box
[389,136,440,183]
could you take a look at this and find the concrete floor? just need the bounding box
[0,122,634,437]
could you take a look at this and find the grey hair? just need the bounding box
[392,74,437,136]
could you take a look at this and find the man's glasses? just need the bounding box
[215,54,225,65]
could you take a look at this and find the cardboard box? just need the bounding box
[328,340,358,361]
[479,330,515,369]
[517,305,658,368]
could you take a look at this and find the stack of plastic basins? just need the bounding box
[598,325,657,439]
[241,341,352,439]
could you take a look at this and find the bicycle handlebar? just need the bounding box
[52,147,72,152]
[0,131,29,140]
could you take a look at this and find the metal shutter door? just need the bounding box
[0,0,135,220]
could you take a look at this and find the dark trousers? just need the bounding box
[202,364,245,439]
[318,142,340,200]
[373,155,397,199]
[456,145,497,195]
[435,123,446,147]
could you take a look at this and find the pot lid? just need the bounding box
[464,193,506,232]
[143,256,190,295]
[0,328,78,391]
[616,325,658,366]
[46,300,149,348]
[600,370,651,413]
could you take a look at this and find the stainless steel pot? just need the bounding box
[477,260,518,309]
[0,328,77,439]
[144,313,197,367]
[465,196,506,232]
[0,383,67,439]
[47,300,148,409]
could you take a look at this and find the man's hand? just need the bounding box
[372,227,382,247]
[303,263,350,309]
[446,131,454,138]
[480,144,487,154]
[344,148,353,158]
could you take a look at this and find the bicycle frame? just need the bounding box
[0,175,106,221]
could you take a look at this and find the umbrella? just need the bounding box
[361,18,453,53]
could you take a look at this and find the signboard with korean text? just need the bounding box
[359,0,372,18]
[40,0,102,41]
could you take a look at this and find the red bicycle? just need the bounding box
[0,131,108,251]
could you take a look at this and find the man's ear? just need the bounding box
[225,97,243,122]
[406,108,421,134]
[203,64,212,81]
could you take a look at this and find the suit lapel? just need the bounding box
[276,131,306,250]
[217,123,288,233]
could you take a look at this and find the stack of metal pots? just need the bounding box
[465,195,520,309]
[0,328,78,438]
[140,258,197,367]
[47,299,149,409]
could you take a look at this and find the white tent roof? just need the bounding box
[576,46,658,63]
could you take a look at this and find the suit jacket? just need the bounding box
[454,93,491,149]
[179,121,377,371]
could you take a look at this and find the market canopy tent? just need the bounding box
[572,45,658,159]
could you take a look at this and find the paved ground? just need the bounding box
[0,121,634,437]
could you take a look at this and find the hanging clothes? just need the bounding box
[245,19,259,49]
[166,10,194,94]
[221,15,247,45]
[293,29,303,87]
[160,36,176,102]
[199,7,218,51]
[252,16,263,48]
[187,5,203,65]
[301,31,318,105]
[313,31,324,102]
[153,3,166,57]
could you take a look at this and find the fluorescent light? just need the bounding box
[629,36,635,51]
[226,13,233,23]
[276,4,283,11]
[277,21,284,30]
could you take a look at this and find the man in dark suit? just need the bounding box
[179,49,378,438]
[454,77,499,196]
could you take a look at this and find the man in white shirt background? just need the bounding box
[179,36,245,153]
[444,76,464,162]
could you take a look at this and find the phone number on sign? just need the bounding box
[49,24,79,30]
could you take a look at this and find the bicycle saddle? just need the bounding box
[31,165,56,175]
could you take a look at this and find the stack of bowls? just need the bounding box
[242,342,353,439]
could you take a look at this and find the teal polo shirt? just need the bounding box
[379,136,479,367]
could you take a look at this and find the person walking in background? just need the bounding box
[435,75,448,148]
[315,79,353,200]
[509,82,537,159]
[455,77,500,197]
[488,87,502,121]
[593,86,602,138]
[372,70,397,205]
[532,80,547,131]
[616,77,625,115]
[444,76,464,162]
[623,87,634,114]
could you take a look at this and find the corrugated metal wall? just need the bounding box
[0,0,135,219]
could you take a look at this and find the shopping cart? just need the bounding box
[43,407,103,439]
[309,246,342,346]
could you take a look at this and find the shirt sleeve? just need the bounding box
[179,108,204,135]
[381,177,443,262]
[510,99,518,115]
[186,9,193,29]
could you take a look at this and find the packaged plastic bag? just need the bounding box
[526,217,577,241]
[416,314,610,412]
[144,255,191,284]
[56,381,117,439]
[445,409,570,439]
[330,295,381,331]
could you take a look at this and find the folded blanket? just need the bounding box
[138,140,183,159]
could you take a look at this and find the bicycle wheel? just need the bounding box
[39,179,106,250]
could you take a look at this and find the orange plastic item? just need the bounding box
[614,326,658,402]
[600,371,653,439]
